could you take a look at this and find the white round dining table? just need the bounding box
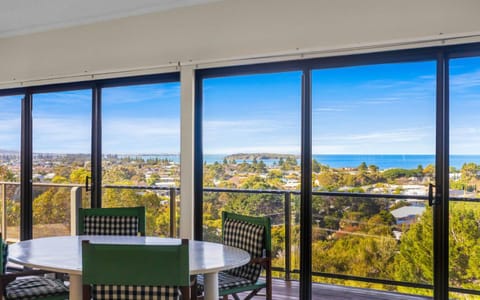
[8,235,250,300]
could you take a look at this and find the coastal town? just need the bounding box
[1,151,476,229]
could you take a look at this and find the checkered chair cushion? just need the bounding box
[5,277,69,300]
[197,272,255,292]
[92,284,180,300]
[223,218,265,282]
[83,215,139,235]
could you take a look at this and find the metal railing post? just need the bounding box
[169,187,176,238]
[70,187,82,236]
[284,192,292,281]
[1,184,6,239]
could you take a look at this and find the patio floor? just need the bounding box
[236,278,432,300]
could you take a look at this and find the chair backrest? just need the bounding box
[78,206,146,236]
[82,239,189,300]
[222,211,271,282]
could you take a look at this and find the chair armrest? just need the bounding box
[1,269,49,282]
[249,256,271,268]
[250,257,269,264]
[1,269,50,284]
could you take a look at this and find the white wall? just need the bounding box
[1,0,480,87]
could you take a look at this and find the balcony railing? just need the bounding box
[0,182,179,239]
[203,187,480,298]
[1,182,479,297]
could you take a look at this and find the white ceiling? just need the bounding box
[0,0,221,38]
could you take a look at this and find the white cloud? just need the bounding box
[313,127,435,154]
[204,118,299,136]
[450,126,480,154]
[203,118,300,154]
[103,84,180,105]
[340,128,430,143]
[314,107,346,112]
[103,118,180,154]
[206,145,299,155]
[358,97,402,105]
[451,69,480,90]
[33,117,91,153]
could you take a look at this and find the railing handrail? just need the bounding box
[0,181,83,188]
[102,184,180,192]
[1,180,480,202]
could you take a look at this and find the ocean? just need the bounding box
[127,154,480,171]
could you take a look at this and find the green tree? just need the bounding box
[256,160,267,173]
[0,165,15,182]
[70,167,91,184]
[393,208,433,295]
[423,164,435,178]
[285,156,298,167]
[461,162,478,183]
[394,203,480,294]
[358,162,368,172]
[312,159,322,173]
[146,173,160,186]
[33,187,70,231]
[316,170,340,191]
[51,175,68,183]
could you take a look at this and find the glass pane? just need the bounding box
[449,56,480,298]
[312,61,436,297]
[32,90,91,238]
[0,95,21,241]
[202,72,302,279]
[102,82,180,237]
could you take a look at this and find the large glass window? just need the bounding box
[0,95,21,241]
[202,71,302,276]
[311,61,436,296]
[32,90,92,238]
[449,56,480,298]
[101,82,180,236]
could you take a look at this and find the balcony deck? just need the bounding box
[238,279,431,300]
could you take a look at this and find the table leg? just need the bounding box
[69,274,83,300]
[203,272,219,300]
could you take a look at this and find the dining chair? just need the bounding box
[0,235,69,300]
[77,206,146,236]
[82,238,190,300]
[196,211,272,300]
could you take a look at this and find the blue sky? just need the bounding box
[312,61,436,154]
[203,72,302,154]
[1,57,480,155]
[203,62,437,155]
[0,95,21,152]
